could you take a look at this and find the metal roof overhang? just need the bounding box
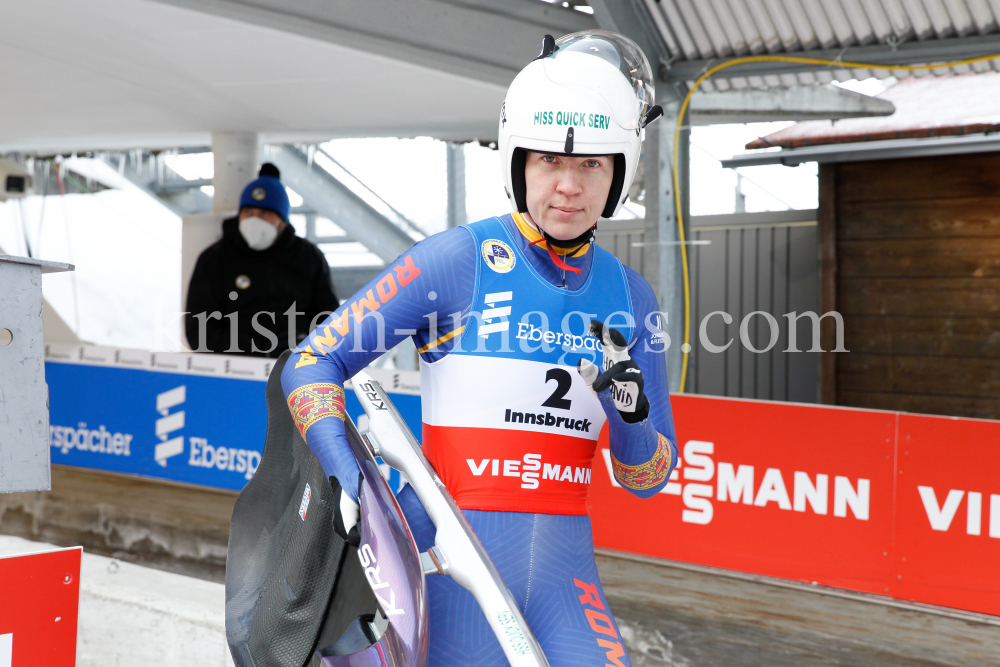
[662,33,1000,82]
[149,0,597,88]
[595,0,1000,91]
[720,132,1000,168]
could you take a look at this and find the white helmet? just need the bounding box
[498,30,662,220]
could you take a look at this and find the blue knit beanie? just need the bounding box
[239,163,290,222]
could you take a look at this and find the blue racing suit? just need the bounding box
[282,213,678,666]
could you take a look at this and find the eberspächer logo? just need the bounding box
[154,386,186,466]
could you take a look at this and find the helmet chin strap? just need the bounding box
[541,224,596,249]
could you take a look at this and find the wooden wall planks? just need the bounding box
[831,152,1000,419]
[839,277,1000,316]
[845,315,1000,358]
[819,164,838,404]
[838,353,1000,396]
[837,153,1000,202]
[838,198,1000,240]
[839,238,1000,277]
[837,391,1000,421]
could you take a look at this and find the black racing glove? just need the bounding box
[577,320,650,424]
[329,474,361,548]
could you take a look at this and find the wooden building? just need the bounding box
[742,73,1000,420]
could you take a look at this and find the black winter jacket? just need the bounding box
[185,216,339,358]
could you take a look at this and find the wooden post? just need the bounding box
[818,164,837,405]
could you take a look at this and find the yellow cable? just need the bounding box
[670,50,1000,393]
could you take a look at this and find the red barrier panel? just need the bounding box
[0,547,81,667]
[589,394,1000,617]
[893,414,1000,614]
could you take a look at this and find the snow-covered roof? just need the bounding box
[747,71,1000,149]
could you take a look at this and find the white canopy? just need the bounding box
[0,0,595,153]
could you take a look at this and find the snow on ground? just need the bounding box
[0,158,181,350]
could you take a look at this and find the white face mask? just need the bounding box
[239,216,279,250]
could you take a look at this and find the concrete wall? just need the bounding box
[0,465,234,582]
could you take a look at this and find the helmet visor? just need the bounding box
[552,30,655,130]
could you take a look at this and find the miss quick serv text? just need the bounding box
[534,111,611,129]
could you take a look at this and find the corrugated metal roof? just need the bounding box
[641,0,1000,90]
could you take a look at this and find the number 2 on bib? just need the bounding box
[541,368,572,410]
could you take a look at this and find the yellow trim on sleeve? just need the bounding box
[417,325,466,354]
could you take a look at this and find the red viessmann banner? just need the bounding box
[589,394,1000,617]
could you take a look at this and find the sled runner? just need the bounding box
[226,353,547,666]
[352,370,549,667]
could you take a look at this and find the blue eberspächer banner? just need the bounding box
[45,343,422,492]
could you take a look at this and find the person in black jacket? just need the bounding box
[185,163,339,358]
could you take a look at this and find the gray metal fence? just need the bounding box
[597,210,821,403]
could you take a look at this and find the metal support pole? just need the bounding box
[446,142,466,228]
[643,83,690,393]
[735,173,747,213]
[211,132,260,214]
[588,0,687,390]
[179,133,259,350]
[305,212,318,244]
